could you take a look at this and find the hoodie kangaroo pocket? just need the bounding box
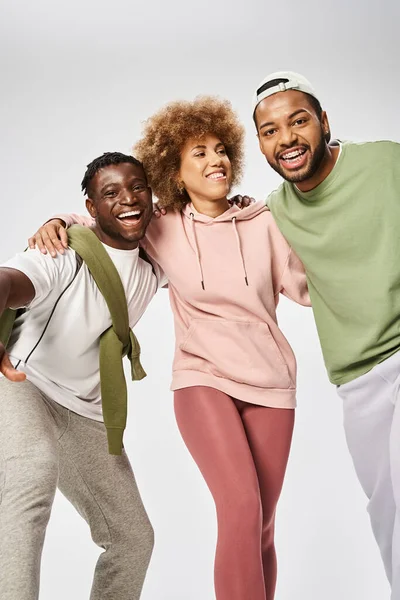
[177,319,292,389]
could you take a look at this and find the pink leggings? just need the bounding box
[174,386,294,600]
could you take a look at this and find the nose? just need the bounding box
[210,151,224,167]
[277,126,297,149]
[120,190,137,205]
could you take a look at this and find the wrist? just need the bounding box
[44,218,66,227]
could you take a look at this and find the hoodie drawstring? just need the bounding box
[190,212,205,290]
[189,212,249,289]
[232,217,249,286]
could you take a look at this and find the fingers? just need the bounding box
[241,195,254,207]
[228,195,240,206]
[0,350,26,382]
[28,220,68,255]
[39,224,67,257]
[34,231,48,254]
[153,203,167,218]
[228,195,243,207]
[47,226,67,256]
[228,194,255,208]
[39,228,58,257]
[28,235,37,250]
[59,226,69,249]
[153,203,161,218]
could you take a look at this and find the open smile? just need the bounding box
[278,147,309,170]
[116,209,145,227]
[206,170,227,181]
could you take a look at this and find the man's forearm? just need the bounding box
[0,270,12,315]
[0,268,31,382]
[0,268,35,312]
[53,214,94,228]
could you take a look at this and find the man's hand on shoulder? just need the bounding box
[152,203,167,219]
[152,197,255,218]
[228,195,255,208]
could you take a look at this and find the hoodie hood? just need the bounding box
[182,199,268,223]
[181,200,268,290]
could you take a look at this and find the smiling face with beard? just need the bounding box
[254,89,334,191]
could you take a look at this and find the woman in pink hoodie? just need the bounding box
[30,97,310,600]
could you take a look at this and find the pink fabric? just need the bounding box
[174,386,294,600]
[58,203,310,408]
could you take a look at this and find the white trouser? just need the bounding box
[337,351,400,599]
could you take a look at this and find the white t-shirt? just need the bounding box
[1,245,166,421]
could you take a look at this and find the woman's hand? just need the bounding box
[28,219,68,257]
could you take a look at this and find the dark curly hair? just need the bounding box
[81,152,144,196]
[134,96,245,210]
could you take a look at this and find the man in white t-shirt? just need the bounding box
[0,152,165,600]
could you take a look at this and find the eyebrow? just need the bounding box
[99,177,146,194]
[190,142,225,152]
[259,109,309,131]
[99,182,118,194]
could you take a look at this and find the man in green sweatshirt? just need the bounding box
[0,151,165,600]
[252,71,400,598]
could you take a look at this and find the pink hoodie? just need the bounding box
[59,201,310,409]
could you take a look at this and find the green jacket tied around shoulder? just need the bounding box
[0,225,146,455]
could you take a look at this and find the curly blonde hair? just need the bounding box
[134,96,245,210]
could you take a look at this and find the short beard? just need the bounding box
[268,128,327,183]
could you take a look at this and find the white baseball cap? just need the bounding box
[252,71,319,115]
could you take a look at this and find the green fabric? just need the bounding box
[0,308,18,347]
[68,226,146,454]
[0,225,146,454]
[267,140,400,385]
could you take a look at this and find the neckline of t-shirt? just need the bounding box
[292,141,344,201]
[101,242,140,256]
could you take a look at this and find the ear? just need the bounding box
[86,198,97,219]
[321,110,330,139]
[174,174,185,194]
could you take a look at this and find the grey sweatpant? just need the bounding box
[0,378,154,600]
[337,351,400,600]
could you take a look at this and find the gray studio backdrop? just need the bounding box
[0,0,398,598]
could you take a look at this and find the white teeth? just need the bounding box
[282,149,305,160]
[207,172,225,180]
[118,210,141,218]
